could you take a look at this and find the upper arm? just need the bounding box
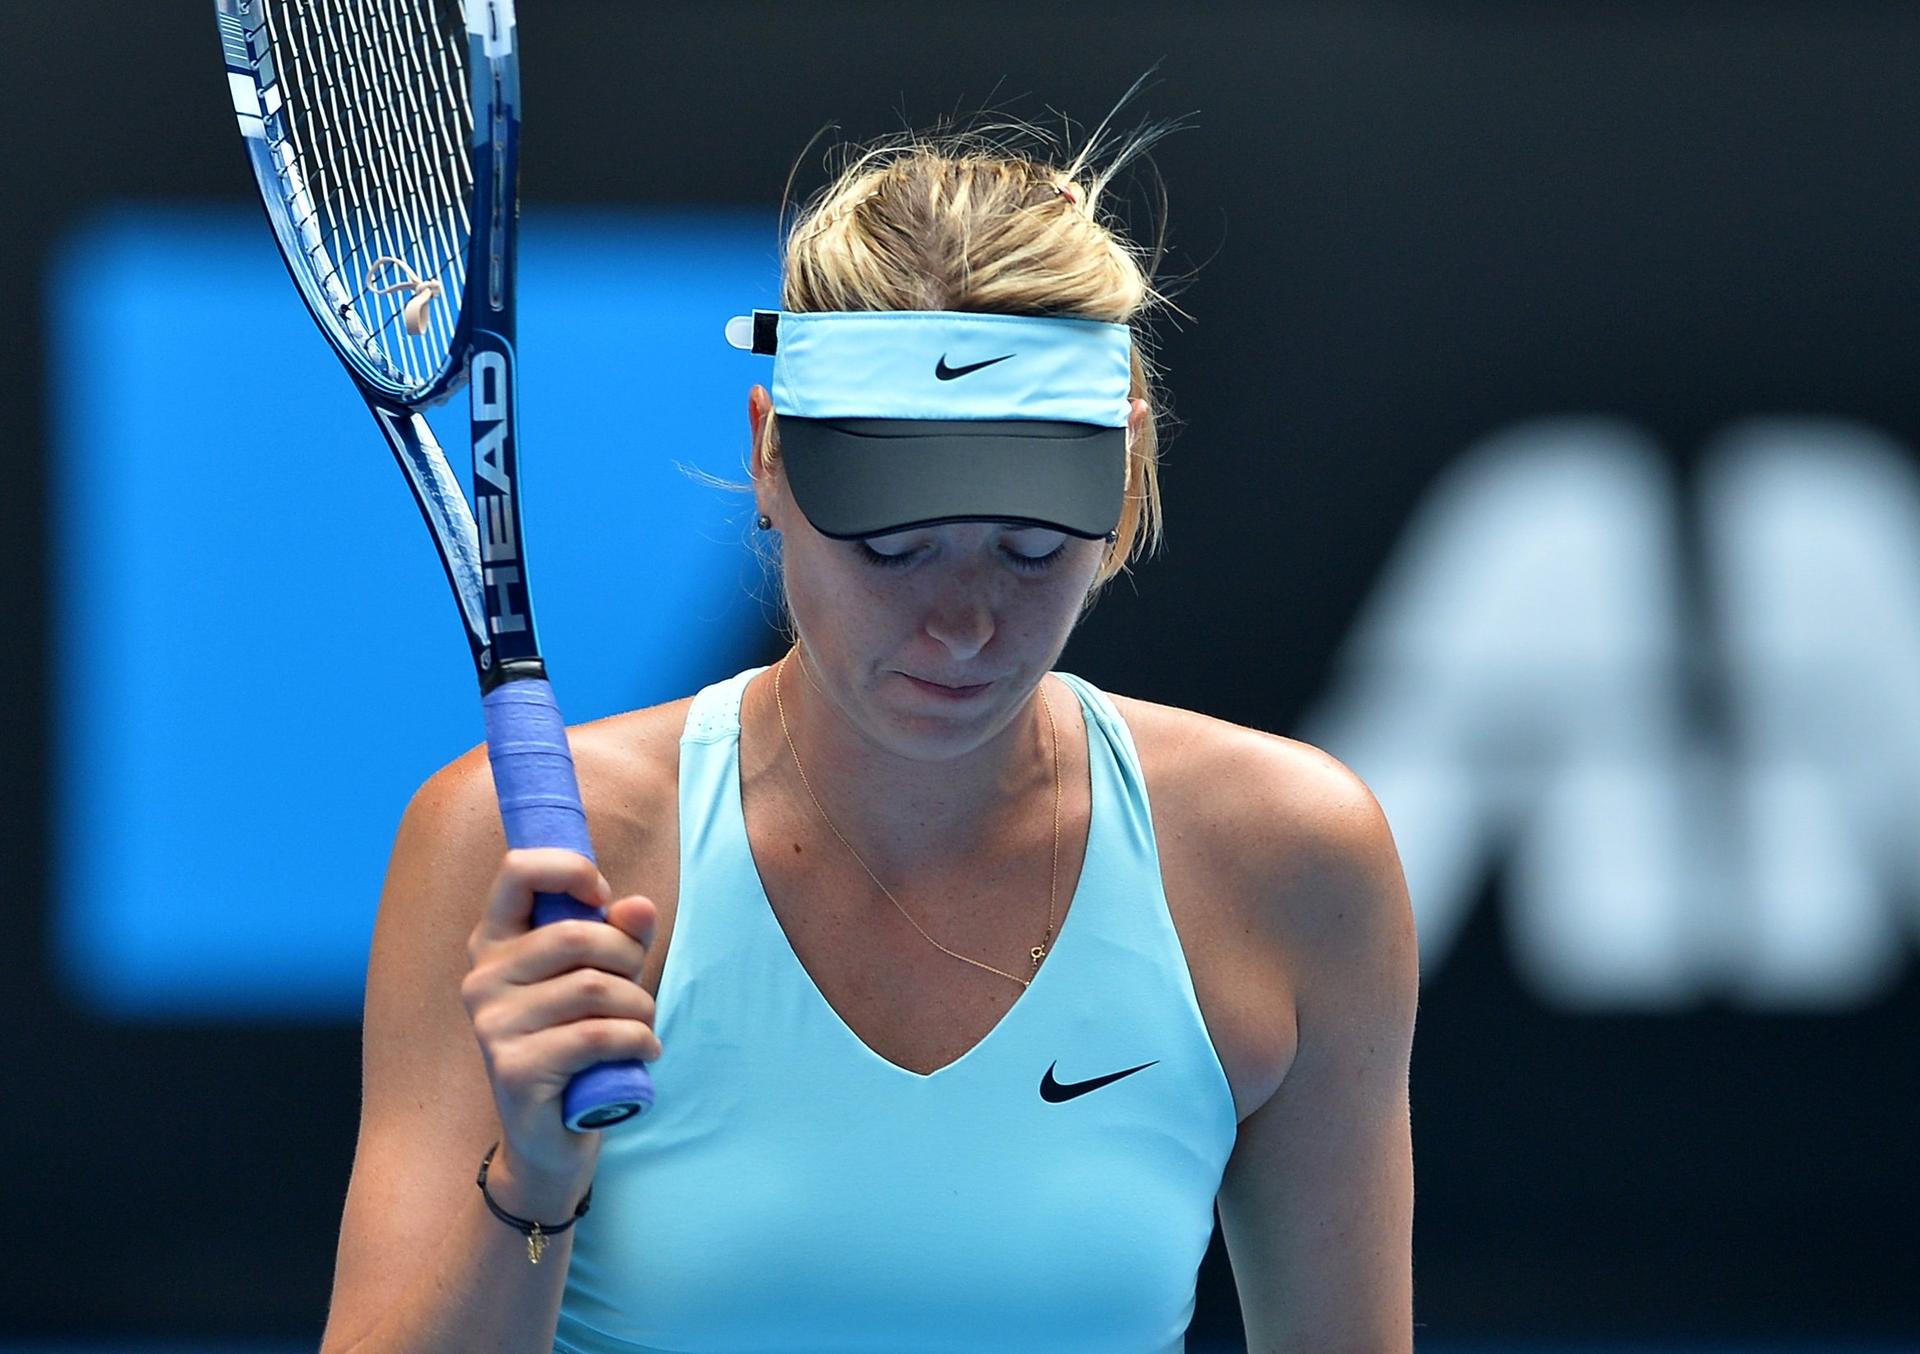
[1215,746,1419,1353]
[319,744,512,1353]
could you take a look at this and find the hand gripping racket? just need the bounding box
[215,0,653,1129]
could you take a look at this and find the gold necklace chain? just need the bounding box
[773,650,1060,988]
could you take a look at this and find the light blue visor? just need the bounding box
[727,308,1131,423]
[725,308,1134,539]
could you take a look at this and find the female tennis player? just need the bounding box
[318,117,1417,1354]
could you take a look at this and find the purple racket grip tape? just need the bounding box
[481,678,656,1129]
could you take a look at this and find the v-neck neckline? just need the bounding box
[727,670,1102,1082]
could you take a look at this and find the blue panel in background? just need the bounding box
[49,203,779,1021]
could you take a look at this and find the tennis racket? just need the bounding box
[215,0,653,1130]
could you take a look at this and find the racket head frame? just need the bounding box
[217,0,536,686]
[217,0,517,409]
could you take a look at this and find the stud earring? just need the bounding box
[757,513,773,530]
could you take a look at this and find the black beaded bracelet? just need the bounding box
[476,1141,594,1264]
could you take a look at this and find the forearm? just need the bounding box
[324,1150,592,1354]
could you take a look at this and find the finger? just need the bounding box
[486,964,658,1041]
[461,918,648,1032]
[497,916,651,988]
[506,1016,664,1083]
[473,848,612,948]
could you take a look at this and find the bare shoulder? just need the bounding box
[1102,688,1407,972]
[421,692,695,889]
[550,694,696,887]
[1105,699,1405,1006]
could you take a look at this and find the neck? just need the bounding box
[744,647,1060,874]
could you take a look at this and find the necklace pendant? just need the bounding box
[1030,944,1046,968]
[527,1225,547,1264]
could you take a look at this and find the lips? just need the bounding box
[901,673,993,697]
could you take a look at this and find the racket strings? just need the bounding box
[261,0,474,391]
[330,0,470,366]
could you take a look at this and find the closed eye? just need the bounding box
[854,541,920,569]
[854,540,1067,572]
[1004,542,1067,572]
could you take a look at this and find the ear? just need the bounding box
[748,384,783,521]
[748,384,772,471]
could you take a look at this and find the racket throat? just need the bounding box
[480,655,549,696]
[469,339,542,673]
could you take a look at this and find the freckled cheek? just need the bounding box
[789,561,907,660]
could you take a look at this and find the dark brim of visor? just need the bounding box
[778,417,1127,541]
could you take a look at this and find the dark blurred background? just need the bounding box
[3,2,1918,1350]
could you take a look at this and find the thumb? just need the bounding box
[608,893,659,950]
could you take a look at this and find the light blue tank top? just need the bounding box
[554,666,1238,1353]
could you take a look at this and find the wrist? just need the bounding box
[480,1141,595,1222]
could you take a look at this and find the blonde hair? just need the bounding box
[734,80,1193,635]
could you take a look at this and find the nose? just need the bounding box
[922,591,994,662]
